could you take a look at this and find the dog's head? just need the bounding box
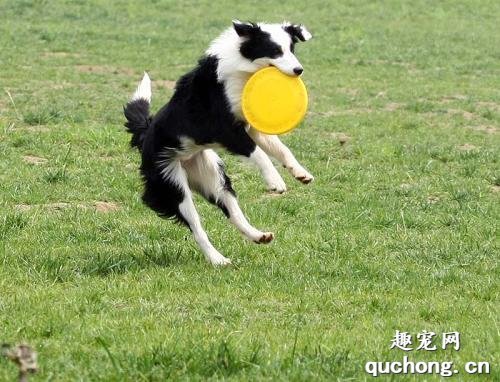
[232,20,312,76]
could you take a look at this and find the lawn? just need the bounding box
[0,0,499,380]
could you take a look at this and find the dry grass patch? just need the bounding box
[466,125,498,134]
[22,155,48,165]
[155,80,176,90]
[94,201,121,212]
[75,65,135,76]
[384,102,404,111]
[15,126,51,132]
[336,87,359,97]
[438,95,469,103]
[42,51,82,58]
[426,195,441,204]
[330,132,351,145]
[456,143,478,151]
[14,201,121,213]
[446,109,475,120]
[318,108,373,117]
[476,101,500,111]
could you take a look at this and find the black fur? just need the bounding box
[238,25,284,61]
[123,99,150,149]
[145,56,257,156]
[141,166,188,226]
[284,24,307,43]
[217,163,237,218]
[124,55,256,225]
[233,21,258,37]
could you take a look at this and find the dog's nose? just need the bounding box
[293,67,303,75]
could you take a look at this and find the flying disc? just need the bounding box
[242,67,308,135]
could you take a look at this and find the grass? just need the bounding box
[0,0,499,380]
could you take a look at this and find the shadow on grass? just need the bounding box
[79,245,188,277]
[92,339,356,380]
[20,244,191,282]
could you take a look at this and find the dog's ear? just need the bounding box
[232,20,259,37]
[283,22,312,43]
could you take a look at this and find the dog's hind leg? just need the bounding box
[248,127,314,184]
[144,159,231,266]
[183,150,274,244]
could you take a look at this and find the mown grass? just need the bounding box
[0,0,499,380]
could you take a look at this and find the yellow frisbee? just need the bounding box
[242,67,308,135]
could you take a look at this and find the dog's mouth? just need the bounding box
[267,64,302,77]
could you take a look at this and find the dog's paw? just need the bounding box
[253,232,274,244]
[291,167,314,184]
[206,251,232,267]
[266,176,287,194]
[211,256,232,267]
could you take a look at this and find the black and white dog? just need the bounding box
[124,21,313,266]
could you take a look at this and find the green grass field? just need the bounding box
[1,0,499,380]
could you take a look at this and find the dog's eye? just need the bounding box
[272,47,283,56]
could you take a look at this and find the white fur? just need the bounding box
[183,149,226,202]
[183,150,273,242]
[157,136,219,185]
[249,147,287,193]
[260,23,303,75]
[179,196,231,266]
[158,145,276,263]
[206,22,306,116]
[157,151,184,189]
[248,128,314,183]
[163,158,231,266]
[131,22,315,266]
[300,26,312,41]
[206,28,253,117]
[206,22,312,191]
[132,72,151,103]
[282,21,313,41]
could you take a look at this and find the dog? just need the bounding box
[124,20,314,266]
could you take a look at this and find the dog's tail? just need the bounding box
[124,72,152,150]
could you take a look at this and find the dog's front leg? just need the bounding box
[248,147,287,193]
[248,127,314,184]
[221,126,287,193]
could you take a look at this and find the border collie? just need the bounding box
[124,21,313,266]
